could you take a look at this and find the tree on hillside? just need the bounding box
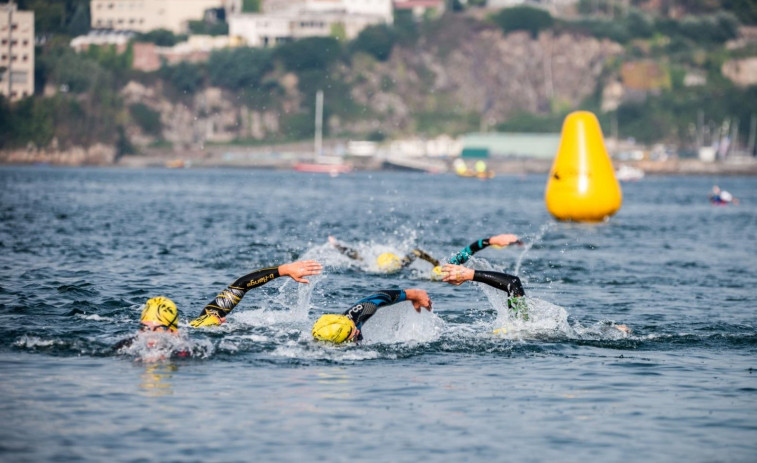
[135,29,187,47]
[350,24,396,61]
[491,6,554,38]
[17,0,90,36]
[722,0,757,24]
[242,0,261,13]
[208,47,273,90]
[274,37,342,71]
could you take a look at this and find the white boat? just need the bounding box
[616,164,645,182]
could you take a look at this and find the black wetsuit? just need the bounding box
[449,239,527,317]
[190,267,280,326]
[342,290,407,341]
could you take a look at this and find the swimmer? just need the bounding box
[114,260,323,351]
[441,263,630,334]
[709,185,738,205]
[312,288,432,343]
[442,263,529,319]
[328,236,441,274]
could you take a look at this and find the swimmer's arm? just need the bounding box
[441,264,524,297]
[112,335,136,351]
[329,236,361,260]
[447,234,520,265]
[472,270,525,297]
[190,260,322,327]
[347,289,432,324]
[410,249,440,267]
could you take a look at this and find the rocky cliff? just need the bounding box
[119,19,623,152]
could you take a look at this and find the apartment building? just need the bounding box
[90,0,227,34]
[0,2,34,101]
[229,0,393,47]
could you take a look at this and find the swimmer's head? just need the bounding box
[312,314,358,344]
[140,297,179,332]
[430,265,443,281]
[376,252,402,273]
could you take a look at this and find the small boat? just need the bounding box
[454,159,495,179]
[165,159,186,168]
[293,161,352,175]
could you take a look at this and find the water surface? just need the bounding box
[0,168,755,462]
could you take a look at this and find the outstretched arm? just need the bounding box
[329,236,361,260]
[441,264,525,297]
[448,234,520,265]
[190,260,322,327]
[408,249,440,267]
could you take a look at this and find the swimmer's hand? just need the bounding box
[278,260,323,284]
[441,264,474,286]
[489,233,521,247]
[404,288,432,312]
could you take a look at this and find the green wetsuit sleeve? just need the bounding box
[190,267,280,325]
[448,238,491,265]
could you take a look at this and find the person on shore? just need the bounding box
[115,260,323,351]
[328,236,442,275]
[312,288,433,344]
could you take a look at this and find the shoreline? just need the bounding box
[2,144,757,175]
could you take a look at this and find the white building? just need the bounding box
[0,2,34,101]
[229,0,392,47]
[90,0,229,34]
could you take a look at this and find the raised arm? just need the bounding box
[343,288,432,327]
[448,234,520,265]
[189,260,322,327]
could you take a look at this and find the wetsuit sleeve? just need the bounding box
[448,238,492,265]
[189,267,280,326]
[472,270,525,297]
[113,335,136,351]
[400,249,439,268]
[411,249,440,267]
[342,290,407,327]
[333,242,361,260]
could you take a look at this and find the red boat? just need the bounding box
[293,162,352,175]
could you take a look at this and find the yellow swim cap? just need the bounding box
[141,297,179,331]
[376,252,402,273]
[312,314,356,343]
[430,266,443,280]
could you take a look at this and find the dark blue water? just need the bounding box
[0,167,755,462]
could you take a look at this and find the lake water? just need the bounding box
[0,167,755,462]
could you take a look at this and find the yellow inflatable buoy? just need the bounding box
[545,111,622,222]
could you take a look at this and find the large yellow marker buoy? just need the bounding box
[545,111,622,222]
